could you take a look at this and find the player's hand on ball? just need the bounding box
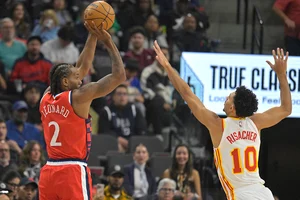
[266,48,289,76]
[84,21,111,43]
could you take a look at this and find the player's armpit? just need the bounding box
[250,106,291,130]
[185,93,221,130]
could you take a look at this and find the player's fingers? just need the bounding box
[277,48,281,59]
[280,48,284,59]
[99,22,104,31]
[272,49,276,61]
[285,51,289,61]
[154,40,161,51]
[84,21,91,30]
[91,21,98,30]
[154,41,161,54]
[266,60,273,68]
[153,44,158,54]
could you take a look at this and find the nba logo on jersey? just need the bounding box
[239,121,242,127]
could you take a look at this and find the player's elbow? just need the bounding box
[281,106,292,117]
[112,65,126,82]
[285,107,292,116]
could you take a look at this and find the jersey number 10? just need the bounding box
[231,146,257,174]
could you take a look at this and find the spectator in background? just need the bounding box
[273,0,300,56]
[31,9,60,43]
[160,0,209,43]
[0,182,12,200]
[1,170,21,200]
[129,0,154,29]
[123,144,156,199]
[74,7,89,48]
[0,61,7,99]
[19,141,45,183]
[6,101,44,149]
[10,2,31,40]
[171,13,210,64]
[23,84,42,131]
[140,47,173,136]
[17,177,38,200]
[0,18,27,76]
[0,142,18,180]
[52,0,73,26]
[124,58,146,117]
[0,119,22,161]
[99,85,147,152]
[104,166,132,200]
[124,27,156,74]
[10,36,52,93]
[141,178,176,200]
[41,24,79,65]
[144,14,168,50]
[162,144,202,200]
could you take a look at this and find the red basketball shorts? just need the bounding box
[39,160,92,200]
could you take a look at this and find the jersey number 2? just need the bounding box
[231,146,257,174]
[49,121,62,146]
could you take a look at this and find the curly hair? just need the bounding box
[233,86,258,117]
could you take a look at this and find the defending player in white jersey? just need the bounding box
[153,41,291,200]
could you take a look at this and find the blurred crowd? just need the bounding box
[0,0,219,200]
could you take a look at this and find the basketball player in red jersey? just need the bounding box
[38,21,126,200]
[153,41,291,200]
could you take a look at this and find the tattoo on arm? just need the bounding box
[105,41,124,75]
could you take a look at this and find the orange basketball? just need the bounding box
[84,1,115,31]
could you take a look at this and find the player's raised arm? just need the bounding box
[73,24,126,103]
[75,21,99,80]
[153,41,222,132]
[251,48,292,130]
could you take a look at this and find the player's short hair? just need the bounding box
[234,86,258,117]
[49,63,73,95]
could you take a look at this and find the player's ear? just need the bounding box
[230,104,235,111]
[62,77,69,87]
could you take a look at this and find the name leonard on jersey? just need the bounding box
[41,104,70,118]
[226,130,258,144]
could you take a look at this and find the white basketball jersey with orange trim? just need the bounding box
[214,117,265,200]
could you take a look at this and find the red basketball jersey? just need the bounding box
[40,91,92,161]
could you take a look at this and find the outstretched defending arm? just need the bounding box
[152,41,221,135]
[251,48,292,130]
